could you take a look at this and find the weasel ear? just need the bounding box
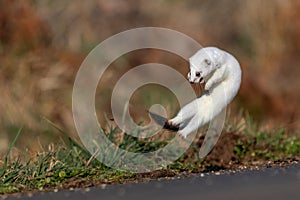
[212,48,226,68]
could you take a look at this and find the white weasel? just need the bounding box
[167,47,242,138]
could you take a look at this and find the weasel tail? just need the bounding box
[166,47,242,138]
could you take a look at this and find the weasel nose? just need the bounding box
[189,80,195,84]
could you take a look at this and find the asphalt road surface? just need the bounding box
[6,164,300,200]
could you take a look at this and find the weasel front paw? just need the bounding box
[204,84,211,92]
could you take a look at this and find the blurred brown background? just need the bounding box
[0,0,299,155]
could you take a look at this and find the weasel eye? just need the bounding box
[195,72,201,77]
[204,59,211,65]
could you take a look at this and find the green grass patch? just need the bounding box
[1,116,300,195]
[233,129,300,160]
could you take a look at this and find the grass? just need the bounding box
[234,129,300,160]
[0,115,300,195]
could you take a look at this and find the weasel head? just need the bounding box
[187,47,226,84]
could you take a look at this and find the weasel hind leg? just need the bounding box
[178,114,202,138]
[168,101,198,127]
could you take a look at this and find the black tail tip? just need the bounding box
[148,111,179,131]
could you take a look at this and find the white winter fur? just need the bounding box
[168,47,242,138]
